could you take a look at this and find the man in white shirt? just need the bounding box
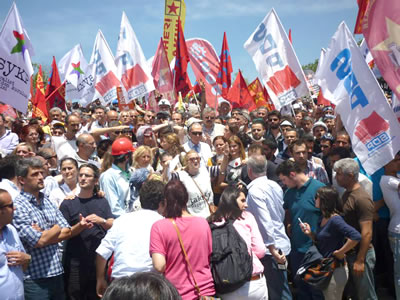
[52,114,81,160]
[202,107,224,147]
[183,122,212,168]
[95,180,165,297]
[0,113,19,155]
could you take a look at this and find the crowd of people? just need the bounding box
[0,88,399,300]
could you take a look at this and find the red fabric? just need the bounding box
[227,70,256,111]
[173,19,192,97]
[45,56,62,98]
[263,86,276,111]
[317,89,332,107]
[46,83,66,111]
[32,65,48,121]
[95,72,121,96]
[217,32,233,97]
[266,65,301,95]
[355,111,389,143]
[288,29,292,44]
[354,0,370,34]
[248,78,269,108]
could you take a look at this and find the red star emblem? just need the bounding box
[168,2,179,15]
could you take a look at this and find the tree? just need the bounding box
[302,59,319,73]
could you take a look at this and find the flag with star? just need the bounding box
[163,0,186,63]
[217,32,233,98]
[115,12,154,102]
[248,78,271,109]
[362,0,400,100]
[58,44,96,107]
[226,70,256,111]
[32,65,48,122]
[0,3,34,114]
[173,19,192,97]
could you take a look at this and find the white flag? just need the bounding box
[116,12,154,102]
[244,8,309,110]
[315,22,400,174]
[0,3,34,113]
[58,44,96,107]
[89,30,121,104]
[359,39,381,78]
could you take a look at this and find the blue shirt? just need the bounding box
[12,191,70,279]
[0,225,25,300]
[283,178,325,253]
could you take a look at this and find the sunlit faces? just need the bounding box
[213,137,226,156]
[186,152,201,173]
[49,110,61,121]
[19,167,45,192]
[15,145,32,157]
[144,111,156,124]
[251,123,265,140]
[95,108,106,122]
[203,111,216,128]
[120,111,131,125]
[257,108,268,119]
[171,113,183,126]
[334,135,351,149]
[236,192,248,211]
[26,128,39,145]
[78,167,97,190]
[313,126,326,139]
[292,144,308,166]
[66,116,81,135]
[137,151,152,168]
[284,130,297,145]
[189,123,203,144]
[229,141,240,158]
[60,161,78,183]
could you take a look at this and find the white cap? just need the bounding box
[158,99,171,107]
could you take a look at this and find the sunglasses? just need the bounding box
[191,131,202,136]
[189,157,201,162]
[0,203,13,209]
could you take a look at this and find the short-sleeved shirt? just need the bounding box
[150,217,215,300]
[342,186,374,233]
[60,195,114,265]
[283,178,325,253]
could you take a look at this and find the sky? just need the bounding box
[1,0,360,81]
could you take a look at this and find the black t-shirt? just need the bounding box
[60,195,114,264]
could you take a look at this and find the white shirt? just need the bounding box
[203,123,225,146]
[0,179,20,200]
[96,209,163,278]
[52,135,78,160]
[380,175,400,233]
[183,140,212,169]
[246,176,291,256]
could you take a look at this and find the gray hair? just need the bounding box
[49,107,62,114]
[16,157,44,178]
[247,155,268,177]
[202,107,216,117]
[333,158,359,181]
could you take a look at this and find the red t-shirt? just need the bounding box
[150,216,215,300]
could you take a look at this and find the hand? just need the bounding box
[85,214,105,225]
[271,248,286,265]
[31,222,43,232]
[199,79,206,91]
[64,194,76,201]
[286,224,292,237]
[97,190,105,198]
[112,125,130,132]
[300,222,311,236]
[96,277,108,298]
[79,214,94,229]
[353,260,365,277]
[333,250,345,260]
[6,251,31,267]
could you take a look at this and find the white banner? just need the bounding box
[0,3,34,114]
[315,22,400,174]
[89,30,121,104]
[58,44,95,107]
[244,8,309,110]
[115,12,154,102]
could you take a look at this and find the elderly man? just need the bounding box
[90,106,107,131]
[246,155,292,300]
[119,110,131,126]
[0,189,31,300]
[106,109,119,124]
[158,98,172,113]
[0,113,19,155]
[74,134,100,168]
[202,107,225,146]
[52,114,81,160]
[334,158,378,300]
[183,122,212,168]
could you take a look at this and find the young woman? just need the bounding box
[131,145,154,173]
[208,186,268,300]
[150,180,215,300]
[301,187,361,300]
[208,136,228,206]
[224,135,246,186]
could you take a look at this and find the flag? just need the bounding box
[354,0,370,34]
[163,0,186,63]
[244,8,309,110]
[151,38,176,105]
[288,29,292,44]
[226,70,256,111]
[217,32,233,98]
[58,44,96,107]
[315,48,333,106]
[392,93,400,124]
[32,65,48,122]
[0,103,17,118]
[89,30,122,104]
[45,56,65,110]
[45,56,61,97]
[116,12,154,102]
[361,0,400,99]
[186,38,223,108]
[359,39,381,77]
[0,3,34,113]
[314,21,400,174]
[263,86,275,110]
[173,19,192,97]
[248,78,269,108]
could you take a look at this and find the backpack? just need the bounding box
[209,220,253,294]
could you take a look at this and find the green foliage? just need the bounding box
[302,59,319,73]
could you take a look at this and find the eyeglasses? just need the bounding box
[0,203,13,209]
[189,157,201,162]
[205,116,215,120]
[190,131,202,136]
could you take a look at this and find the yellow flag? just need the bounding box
[163,0,186,63]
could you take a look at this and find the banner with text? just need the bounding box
[163,0,186,63]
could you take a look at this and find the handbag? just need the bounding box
[188,172,217,214]
[170,219,220,300]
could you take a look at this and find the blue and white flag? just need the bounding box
[315,22,400,174]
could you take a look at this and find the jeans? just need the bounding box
[260,255,292,300]
[24,275,66,300]
[64,258,99,300]
[388,231,400,300]
[344,247,378,300]
[290,249,324,300]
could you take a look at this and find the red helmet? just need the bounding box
[111,138,135,156]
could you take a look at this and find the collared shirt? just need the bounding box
[247,176,291,256]
[202,123,225,145]
[96,209,163,278]
[0,224,25,300]
[0,179,20,200]
[12,191,70,279]
[183,140,212,168]
[305,159,329,185]
[0,129,19,155]
[51,135,77,160]
[99,164,131,217]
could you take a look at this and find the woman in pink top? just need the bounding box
[150,180,216,300]
[208,186,268,300]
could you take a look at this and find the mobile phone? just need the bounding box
[298,217,305,228]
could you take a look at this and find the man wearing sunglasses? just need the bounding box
[202,107,224,147]
[183,121,212,169]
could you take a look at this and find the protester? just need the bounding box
[0,113,19,155]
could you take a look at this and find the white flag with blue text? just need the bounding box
[315,22,400,174]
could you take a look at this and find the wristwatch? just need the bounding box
[102,218,107,224]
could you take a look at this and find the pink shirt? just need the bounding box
[216,211,266,275]
[150,216,215,300]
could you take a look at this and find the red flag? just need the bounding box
[317,89,333,107]
[32,65,48,122]
[45,56,65,111]
[362,0,400,99]
[354,0,370,34]
[0,104,17,118]
[288,29,292,44]
[227,70,256,111]
[45,56,62,98]
[263,86,275,111]
[45,82,66,112]
[173,19,192,97]
[152,38,176,105]
[248,78,269,108]
[217,32,233,97]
